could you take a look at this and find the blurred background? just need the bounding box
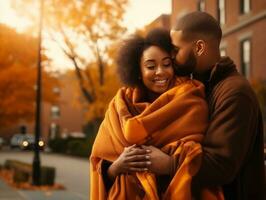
[0,0,265,199]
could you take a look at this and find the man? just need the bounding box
[169,11,265,200]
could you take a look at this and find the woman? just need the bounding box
[90,28,222,200]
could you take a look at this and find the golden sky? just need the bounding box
[0,0,171,71]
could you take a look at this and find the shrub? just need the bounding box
[49,137,94,157]
[67,139,91,157]
[48,138,68,153]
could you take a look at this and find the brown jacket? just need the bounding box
[192,57,265,200]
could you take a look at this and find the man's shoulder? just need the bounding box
[212,72,257,103]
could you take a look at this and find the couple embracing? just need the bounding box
[90,12,265,200]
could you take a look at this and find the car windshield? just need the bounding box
[12,134,24,141]
[24,135,34,142]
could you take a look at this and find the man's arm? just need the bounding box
[135,93,259,184]
[193,93,258,186]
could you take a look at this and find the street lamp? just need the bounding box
[32,0,44,186]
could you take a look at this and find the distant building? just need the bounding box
[144,14,171,31]
[41,72,85,141]
[2,72,85,142]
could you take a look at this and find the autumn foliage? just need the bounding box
[0,24,58,127]
[11,0,129,124]
[64,63,121,123]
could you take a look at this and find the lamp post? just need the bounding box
[32,0,44,186]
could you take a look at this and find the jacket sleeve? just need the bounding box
[192,92,258,186]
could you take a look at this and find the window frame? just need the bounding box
[240,38,252,78]
[217,0,226,26]
[240,0,251,15]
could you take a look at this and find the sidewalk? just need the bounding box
[0,179,24,200]
[0,179,87,200]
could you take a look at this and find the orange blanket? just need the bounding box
[90,77,223,200]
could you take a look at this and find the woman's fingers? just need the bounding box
[128,161,151,168]
[126,148,150,156]
[128,167,149,172]
[126,154,150,162]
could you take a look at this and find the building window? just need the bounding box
[52,87,60,94]
[240,0,251,14]
[218,0,226,25]
[240,39,251,78]
[49,123,60,139]
[51,105,60,119]
[220,48,226,57]
[198,0,205,12]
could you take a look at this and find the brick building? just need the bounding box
[144,14,171,32]
[1,72,85,142]
[171,0,266,81]
[41,73,85,140]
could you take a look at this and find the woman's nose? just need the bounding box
[155,66,164,75]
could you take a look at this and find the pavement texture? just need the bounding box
[0,179,24,200]
[0,151,89,200]
[0,179,87,200]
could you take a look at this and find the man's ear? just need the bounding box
[194,40,205,56]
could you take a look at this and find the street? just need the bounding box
[0,150,89,199]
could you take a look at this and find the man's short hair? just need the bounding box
[173,11,222,42]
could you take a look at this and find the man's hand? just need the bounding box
[107,144,151,180]
[141,145,172,175]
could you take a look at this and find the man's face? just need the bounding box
[170,30,197,76]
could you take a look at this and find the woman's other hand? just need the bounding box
[107,144,151,180]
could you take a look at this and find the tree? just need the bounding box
[0,24,58,127]
[13,0,128,103]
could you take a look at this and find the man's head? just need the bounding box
[170,11,222,75]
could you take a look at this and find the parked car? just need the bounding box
[10,134,45,150]
[10,134,25,149]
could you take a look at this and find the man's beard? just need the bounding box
[173,51,197,76]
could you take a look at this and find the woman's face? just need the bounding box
[140,46,174,95]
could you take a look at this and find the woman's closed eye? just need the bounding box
[144,61,156,69]
[163,61,172,67]
[162,58,172,67]
[146,65,155,70]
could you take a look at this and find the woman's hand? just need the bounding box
[141,145,172,175]
[107,144,151,180]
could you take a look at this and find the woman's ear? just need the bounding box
[194,40,205,57]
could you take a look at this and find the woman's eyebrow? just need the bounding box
[162,57,171,61]
[144,59,155,63]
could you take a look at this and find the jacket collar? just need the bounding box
[208,56,237,85]
[199,56,237,96]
